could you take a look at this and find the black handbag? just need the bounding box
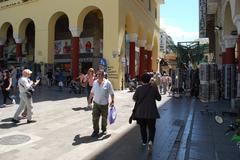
[26,87,35,98]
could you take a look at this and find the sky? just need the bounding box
[160,0,199,44]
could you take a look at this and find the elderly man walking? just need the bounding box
[88,70,114,137]
[12,69,39,124]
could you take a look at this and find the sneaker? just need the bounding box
[102,130,107,135]
[148,141,153,150]
[142,143,147,146]
[12,99,16,104]
[11,118,20,123]
[91,131,99,137]
[27,120,37,123]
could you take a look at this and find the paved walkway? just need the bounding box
[0,86,171,160]
[0,87,239,160]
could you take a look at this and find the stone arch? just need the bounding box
[18,18,35,41]
[79,8,104,72]
[0,22,12,42]
[222,0,235,20]
[125,13,137,34]
[223,1,236,36]
[77,6,103,32]
[235,0,240,15]
[48,11,69,63]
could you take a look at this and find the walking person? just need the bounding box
[12,69,39,123]
[0,70,15,107]
[88,70,114,137]
[10,65,17,98]
[83,68,95,109]
[130,73,161,150]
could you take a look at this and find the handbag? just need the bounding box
[109,105,117,124]
[20,83,35,98]
[26,87,35,98]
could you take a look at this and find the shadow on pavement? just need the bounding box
[72,134,111,146]
[91,125,153,160]
[72,107,91,112]
[1,117,13,122]
[0,123,17,129]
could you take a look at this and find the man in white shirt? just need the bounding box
[12,69,39,123]
[88,70,114,137]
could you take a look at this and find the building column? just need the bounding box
[129,33,137,79]
[69,27,81,80]
[14,35,23,61]
[147,45,153,72]
[139,40,146,76]
[234,16,240,98]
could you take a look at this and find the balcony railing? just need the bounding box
[0,0,35,10]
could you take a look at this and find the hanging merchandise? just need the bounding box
[199,63,209,81]
[199,63,219,102]
[223,64,236,100]
[209,63,218,82]
[199,81,209,102]
[209,81,218,102]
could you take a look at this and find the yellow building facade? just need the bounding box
[0,0,164,89]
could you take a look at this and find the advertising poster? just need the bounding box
[80,37,93,53]
[54,40,71,55]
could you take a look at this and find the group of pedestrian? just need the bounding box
[4,65,161,152]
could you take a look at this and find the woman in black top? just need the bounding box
[131,73,161,149]
[1,70,15,107]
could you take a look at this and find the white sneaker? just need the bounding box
[148,141,153,150]
[12,99,16,104]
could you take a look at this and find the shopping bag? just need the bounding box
[109,106,117,124]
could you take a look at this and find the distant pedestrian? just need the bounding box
[130,72,161,150]
[0,70,15,107]
[10,65,17,97]
[83,68,95,109]
[12,69,40,123]
[88,70,114,137]
[46,70,53,87]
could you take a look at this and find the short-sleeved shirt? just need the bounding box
[91,79,114,105]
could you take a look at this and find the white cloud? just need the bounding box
[160,18,199,44]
